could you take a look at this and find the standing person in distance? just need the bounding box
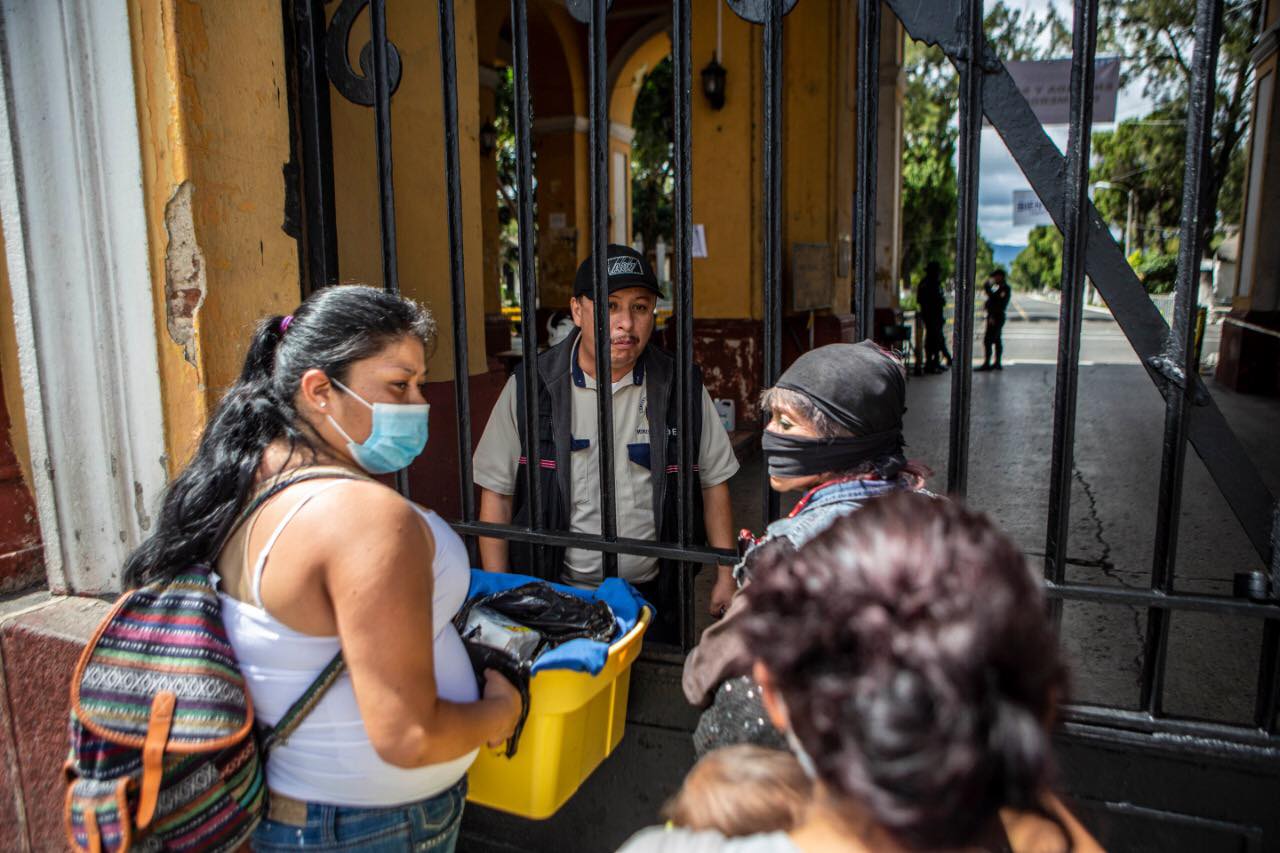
[977,267,1012,371]
[916,261,950,373]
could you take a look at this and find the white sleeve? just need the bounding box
[472,376,522,496]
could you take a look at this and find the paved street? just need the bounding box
[901,292,1278,722]
[721,293,1278,724]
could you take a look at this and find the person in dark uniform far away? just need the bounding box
[977,267,1012,371]
[916,261,951,373]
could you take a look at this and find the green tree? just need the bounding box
[900,37,957,289]
[900,1,1069,290]
[1097,0,1260,249]
[493,67,529,307]
[976,233,996,286]
[630,57,674,258]
[1090,107,1187,255]
[1011,225,1063,292]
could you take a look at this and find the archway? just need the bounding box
[476,0,587,355]
[606,25,672,282]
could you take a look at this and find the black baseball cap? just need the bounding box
[572,244,661,299]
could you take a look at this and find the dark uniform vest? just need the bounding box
[509,332,707,584]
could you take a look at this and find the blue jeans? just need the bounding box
[252,779,466,852]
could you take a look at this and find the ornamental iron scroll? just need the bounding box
[726,0,798,25]
[325,0,402,106]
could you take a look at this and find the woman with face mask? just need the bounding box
[122,285,521,852]
[682,341,930,756]
[622,495,1100,853]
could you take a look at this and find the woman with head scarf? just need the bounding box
[682,341,930,755]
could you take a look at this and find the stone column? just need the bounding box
[0,0,168,594]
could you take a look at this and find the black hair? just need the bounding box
[123,285,434,585]
[741,493,1068,850]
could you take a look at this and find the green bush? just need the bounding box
[1136,253,1179,294]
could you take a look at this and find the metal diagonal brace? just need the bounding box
[886,0,1276,565]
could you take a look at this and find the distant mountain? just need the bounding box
[992,243,1024,266]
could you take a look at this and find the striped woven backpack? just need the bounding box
[65,470,359,852]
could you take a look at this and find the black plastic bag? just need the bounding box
[453,582,617,757]
[465,583,617,648]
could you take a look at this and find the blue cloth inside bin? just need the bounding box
[465,569,651,675]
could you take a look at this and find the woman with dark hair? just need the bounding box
[683,341,929,754]
[123,285,520,852]
[621,493,1099,852]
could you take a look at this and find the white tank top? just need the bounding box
[218,480,480,807]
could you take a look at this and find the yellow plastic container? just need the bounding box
[466,608,651,819]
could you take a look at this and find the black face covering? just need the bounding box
[764,341,908,480]
[762,429,904,478]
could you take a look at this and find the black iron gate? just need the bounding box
[283,0,1280,849]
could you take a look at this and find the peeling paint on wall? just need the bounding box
[163,181,206,366]
[689,319,764,429]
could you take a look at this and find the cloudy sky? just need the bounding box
[976,0,1156,250]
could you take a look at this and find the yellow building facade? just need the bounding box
[114,0,906,516]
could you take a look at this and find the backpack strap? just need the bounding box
[257,651,347,754]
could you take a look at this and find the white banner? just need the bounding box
[1005,58,1120,126]
[1012,189,1051,226]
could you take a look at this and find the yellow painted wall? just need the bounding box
[328,0,488,378]
[0,225,32,490]
[691,1,759,319]
[610,31,671,125]
[689,3,856,320]
[784,0,842,312]
[129,0,300,472]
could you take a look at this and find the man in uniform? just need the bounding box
[473,245,739,632]
[977,267,1011,371]
[916,261,951,373]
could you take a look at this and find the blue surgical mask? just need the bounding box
[326,377,429,474]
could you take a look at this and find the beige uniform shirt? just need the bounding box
[474,341,739,585]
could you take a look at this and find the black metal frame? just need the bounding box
[284,0,1279,753]
[884,0,1280,753]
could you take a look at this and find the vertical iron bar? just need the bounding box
[1044,0,1099,626]
[1259,620,1280,733]
[510,0,544,576]
[946,0,982,496]
[291,0,339,291]
[1253,505,1280,732]
[1139,0,1224,715]
[370,0,399,297]
[369,0,407,496]
[760,0,783,528]
[589,0,618,578]
[854,0,880,343]
[437,0,475,525]
[673,0,695,649]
